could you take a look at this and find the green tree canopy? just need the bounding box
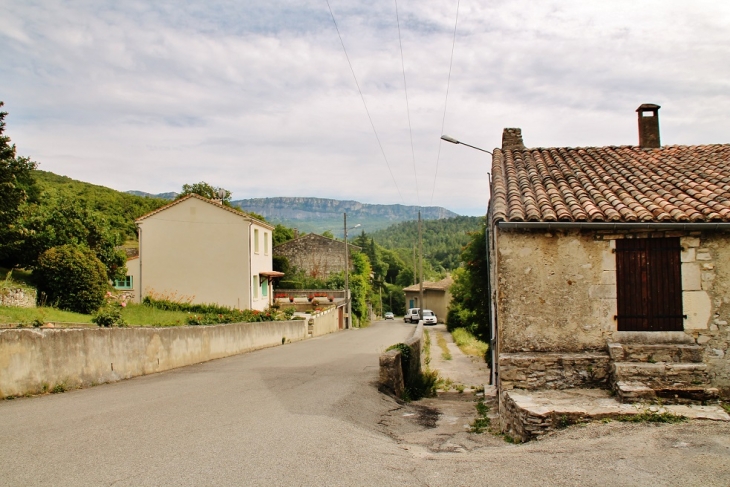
[177,181,232,204]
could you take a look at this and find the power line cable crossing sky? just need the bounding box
[1,1,729,216]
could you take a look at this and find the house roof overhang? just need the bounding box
[496,222,730,231]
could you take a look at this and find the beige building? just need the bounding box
[489,105,730,412]
[403,277,453,323]
[123,194,281,310]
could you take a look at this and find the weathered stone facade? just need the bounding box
[499,352,610,391]
[273,234,359,279]
[494,227,730,398]
[0,288,36,308]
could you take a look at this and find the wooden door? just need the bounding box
[615,238,683,332]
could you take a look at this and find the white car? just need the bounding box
[405,308,420,323]
[421,309,437,325]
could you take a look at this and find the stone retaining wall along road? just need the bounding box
[379,323,423,396]
[309,306,340,337]
[0,320,307,398]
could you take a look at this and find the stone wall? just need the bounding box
[378,323,423,397]
[499,352,610,391]
[0,288,36,308]
[273,234,358,280]
[309,306,340,336]
[0,320,308,398]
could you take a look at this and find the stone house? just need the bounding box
[488,105,730,411]
[127,194,283,310]
[273,233,360,280]
[403,277,453,322]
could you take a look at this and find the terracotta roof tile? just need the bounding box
[491,144,730,224]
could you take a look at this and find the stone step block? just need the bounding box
[608,343,703,363]
[615,381,656,403]
[612,362,709,389]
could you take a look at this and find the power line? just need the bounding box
[394,0,419,207]
[430,0,460,205]
[325,0,405,205]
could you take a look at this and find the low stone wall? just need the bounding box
[309,306,339,337]
[499,352,610,391]
[0,320,307,398]
[378,323,423,396]
[0,288,36,308]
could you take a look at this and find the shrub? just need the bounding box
[34,245,108,314]
[92,294,127,327]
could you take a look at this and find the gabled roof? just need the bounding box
[491,144,730,224]
[403,277,453,292]
[135,193,274,229]
[273,232,361,251]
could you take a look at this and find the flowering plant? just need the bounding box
[92,293,127,327]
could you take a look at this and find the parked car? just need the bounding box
[405,308,420,323]
[421,309,437,325]
[384,312,394,320]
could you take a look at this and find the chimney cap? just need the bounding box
[636,103,661,112]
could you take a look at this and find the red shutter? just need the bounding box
[615,238,683,332]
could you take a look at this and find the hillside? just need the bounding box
[370,216,483,272]
[231,197,459,236]
[126,190,178,200]
[35,171,170,240]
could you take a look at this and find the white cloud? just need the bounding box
[1,0,729,216]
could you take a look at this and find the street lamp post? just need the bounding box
[441,134,495,385]
[343,213,361,329]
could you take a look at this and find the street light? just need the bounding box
[343,213,361,329]
[440,134,493,155]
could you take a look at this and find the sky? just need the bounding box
[1,1,729,216]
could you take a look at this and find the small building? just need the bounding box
[126,194,282,310]
[488,105,730,414]
[403,277,453,322]
[273,233,360,280]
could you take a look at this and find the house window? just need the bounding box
[254,229,260,253]
[253,275,258,299]
[615,238,683,332]
[262,279,268,297]
[264,232,269,255]
[113,276,133,290]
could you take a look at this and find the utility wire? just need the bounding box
[430,0,460,205]
[325,0,405,205]
[394,0,419,208]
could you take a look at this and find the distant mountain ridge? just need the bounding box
[126,190,178,200]
[230,197,459,235]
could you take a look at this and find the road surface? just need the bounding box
[2,320,729,486]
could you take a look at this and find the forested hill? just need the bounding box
[370,216,483,272]
[35,171,169,241]
[230,197,459,236]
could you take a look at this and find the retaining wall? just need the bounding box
[0,320,307,398]
[309,307,339,337]
[379,323,423,396]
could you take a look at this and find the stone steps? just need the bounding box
[608,343,703,363]
[615,381,719,404]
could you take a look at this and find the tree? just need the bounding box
[34,245,109,314]
[177,182,231,205]
[0,102,40,265]
[322,230,334,239]
[273,224,295,246]
[446,218,490,342]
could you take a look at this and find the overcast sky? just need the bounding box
[2,1,729,216]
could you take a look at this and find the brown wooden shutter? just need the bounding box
[615,238,683,332]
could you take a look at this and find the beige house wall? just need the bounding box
[125,257,141,303]
[404,289,450,322]
[494,228,730,392]
[137,198,252,309]
[250,223,273,311]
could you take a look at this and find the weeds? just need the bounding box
[436,333,451,360]
[470,397,491,433]
[616,410,687,423]
[51,383,68,394]
[721,402,730,415]
[451,328,489,360]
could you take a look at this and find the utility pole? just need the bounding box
[418,211,424,321]
[344,212,351,329]
[412,245,417,286]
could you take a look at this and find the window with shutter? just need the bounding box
[615,238,683,332]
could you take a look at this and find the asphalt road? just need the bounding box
[2,320,729,486]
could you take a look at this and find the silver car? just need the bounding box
[421,310,437,325]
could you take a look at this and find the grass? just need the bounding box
[616,410,687,423]
[470,397,491,433]
[1,303,193,327]
[0,267,34,288]
[721,402,730,415]
[423,330,432,368]
[451,328,489,359]
[436,332,452,360]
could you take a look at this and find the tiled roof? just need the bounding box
[491,144,730,223]
[135,194,274,229]
[403,277,453,292]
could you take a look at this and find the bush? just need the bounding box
[34,245,108,314]
[92,294,127,327]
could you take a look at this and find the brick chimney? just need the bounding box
[502,128,525,151]
[637,104,661,148]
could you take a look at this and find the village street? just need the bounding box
[1,321,729,487]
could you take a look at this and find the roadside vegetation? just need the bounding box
[451,328,489,360]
